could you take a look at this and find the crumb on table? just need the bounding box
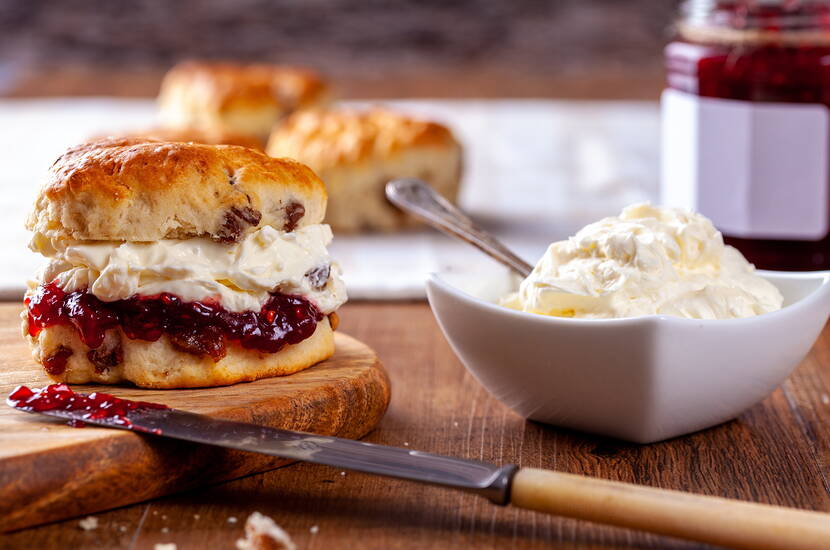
[236,512,296,550]
[78,517,98,531]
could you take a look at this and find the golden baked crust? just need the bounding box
[266,108,463,232]
[24,317,334,389]
[266,108,459,169]
[158,61,330,140]
[102,126,265,151]
[27,138,327,244]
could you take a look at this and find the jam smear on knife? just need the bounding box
[7,383,168,429]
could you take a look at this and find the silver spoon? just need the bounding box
[385,179,533,278]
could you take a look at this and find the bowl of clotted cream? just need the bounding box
[426,204,830,443]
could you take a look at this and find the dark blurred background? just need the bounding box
[0,0,680,99]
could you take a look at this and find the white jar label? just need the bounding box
[661,89,829,240]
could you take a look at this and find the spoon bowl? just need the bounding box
[386,179,533,277]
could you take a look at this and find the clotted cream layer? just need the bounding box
[502,203,782,320]
[32,224,347,314]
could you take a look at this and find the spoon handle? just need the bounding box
[386,179,533,278]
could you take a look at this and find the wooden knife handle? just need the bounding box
[510,467,830,550]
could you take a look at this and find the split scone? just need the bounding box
[266,108,463,232]
[24,138,346,389]
[158,61,330,146]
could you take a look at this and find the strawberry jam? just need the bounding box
[667,2,830,102]
[7,383,167,428]
[665,0,830,270]
[26,282,323,361]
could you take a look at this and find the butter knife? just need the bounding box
[8,386,830,550]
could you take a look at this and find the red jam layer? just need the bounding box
[26,282,323,363]
[665,2,830,270]
[7,383,167,428]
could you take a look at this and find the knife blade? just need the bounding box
[7,385,517,504]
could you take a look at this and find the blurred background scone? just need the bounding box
[267,108,463,232]
[24,138,346,389]
[101,126,265,151]
[157,61,330,147]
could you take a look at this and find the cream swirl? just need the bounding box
[34,224,346,314]
[502,203,782,320]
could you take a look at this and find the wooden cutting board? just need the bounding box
[0,304,390,532]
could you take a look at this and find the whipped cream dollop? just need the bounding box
[33,224,347,314]
[502,203,783,320]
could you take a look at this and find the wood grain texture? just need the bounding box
[0,304,390,533]
[3,301,830,549]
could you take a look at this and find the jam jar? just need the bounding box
[662,0,830,270]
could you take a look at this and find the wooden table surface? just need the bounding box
[2,301,829,549]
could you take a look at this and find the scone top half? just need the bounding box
[24,138,346,388]
[29,138,325,245]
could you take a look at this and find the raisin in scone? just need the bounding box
[158,61,330,146]
[24,138,346,389]
[266,108,463,232]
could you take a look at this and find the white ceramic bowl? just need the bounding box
[426,269,830,443]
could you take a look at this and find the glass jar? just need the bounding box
[662,0,830,270]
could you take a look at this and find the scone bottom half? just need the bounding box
[23,139,344,389]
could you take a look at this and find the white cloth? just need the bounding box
[0,98,659,301]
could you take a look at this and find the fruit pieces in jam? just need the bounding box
[25,282,324,373]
